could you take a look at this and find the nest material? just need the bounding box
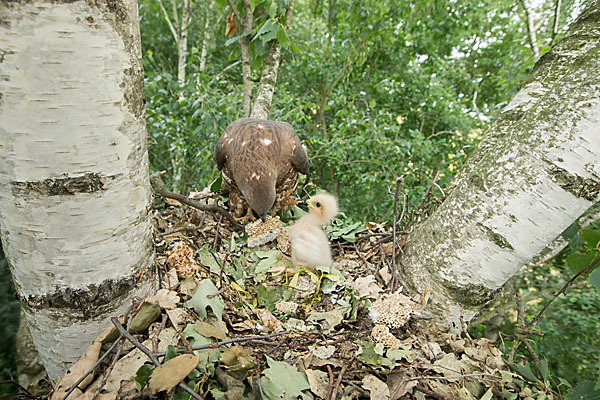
[245,215,282,247]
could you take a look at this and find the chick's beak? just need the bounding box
[260,213,267,223]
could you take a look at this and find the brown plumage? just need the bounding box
[215,118,310,221]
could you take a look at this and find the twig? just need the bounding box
[353,243,370,268]
[391,373,500,399]
[330,360,351,400]
[213,215,223,250]
[256,370,265,400]
[219,252,229,289]
[0,377,36,399]
[414,385,459,400]
[156,330,291,357]
[161,225,198,237]
[150,172,243,231]
[111,318,204,400]
[390,176,404,291]
[325,365,334,400]
[415,325,436,361]
[527,255,600,328]
[61,337,122,400]
[418,170,440,209]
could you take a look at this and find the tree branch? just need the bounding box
[149,172,243,231]
[155,0,179,44]
[527,255,600,328]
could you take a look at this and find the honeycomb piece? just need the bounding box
[368,292,414,329]
[246,215,282,247]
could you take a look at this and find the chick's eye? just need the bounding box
[315,202,321,207]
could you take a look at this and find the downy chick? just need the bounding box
[289,193,338,269]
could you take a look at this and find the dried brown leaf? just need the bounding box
[149,354,200,394]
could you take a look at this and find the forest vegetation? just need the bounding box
[0,0,599,398]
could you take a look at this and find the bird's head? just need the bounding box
[243,177,276,222]
[307,193,338,225]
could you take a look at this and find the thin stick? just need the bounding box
[256,370,265,400]
[330,360,351,400]
[161,225,198,237]
[111,318,204,400]
[418,170,440,209]
[390,176,404,291]
[325,365,334,400]
[414,385,459,400]
[527,255,600,328]
[61,337,122,400]
[150,172,242,231]
[0,377,36,399]
[156,330,291,357]
[213,215,223,250]
[391,373,499,399]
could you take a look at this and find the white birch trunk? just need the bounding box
[400,1,600,329]
[240,0,254,118]
[0,0,155,381]
[176,0,190,87]
[250,0,294,119]
[250,40,282,120]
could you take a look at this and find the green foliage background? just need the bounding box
[140,0,599,396]
[0,0,597,397]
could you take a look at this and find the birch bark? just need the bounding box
[0,0,155,381]
[400,1,600,329]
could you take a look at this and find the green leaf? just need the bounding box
[356,340,393,369]
[197,245,222,275]
[210,176,222,192]
[224,34,242,47]
[257,283,291,311]
[134,364,154,391]
[291,44,301,53]
[249,250,285,282]
[581,229,600,250]
[182,323,221,375]
[596,361,600,390]
[164,345,178,362]
[185,279,225,321]
[507,362,539,383]
[266,1,277,18]
[276,25,290,48]
[538,357,549,383]
[566,381,600,400]
[253,19,278,45]
[261,355,309,399]
[501,390,518,400]
[386,348,414,363]
[129,302,161,333]
[565,252,595,273]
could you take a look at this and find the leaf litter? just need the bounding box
[46,196,546,400]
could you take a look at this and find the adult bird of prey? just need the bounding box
[215,118,310,222]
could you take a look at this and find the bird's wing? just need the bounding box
[215,133,228,171]
[290,134,309,176]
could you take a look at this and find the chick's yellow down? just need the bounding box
[290,193,338,268]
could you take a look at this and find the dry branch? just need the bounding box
[149,172,243,231]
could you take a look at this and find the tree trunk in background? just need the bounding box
[16,311,45,388]
[399,1,600,329]
[250,0,295,119]
[520,0,540,60]
[0,0,155,382]
[239,0,254,117]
